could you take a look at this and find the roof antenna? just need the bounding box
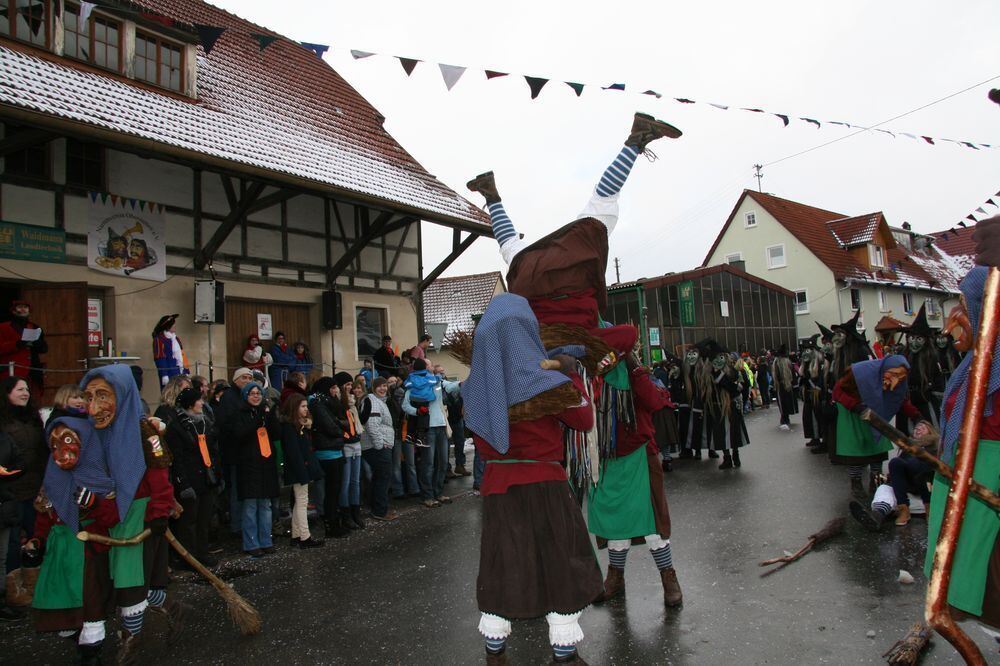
[753,164,764,192]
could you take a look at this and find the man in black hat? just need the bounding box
[901,304,945,429]
[152,314,187,388]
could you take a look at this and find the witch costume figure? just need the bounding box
[676,347,708,459]
[80,365,180,663]
[830,310,873,381]
[463,293,603,666]
[466,112,687,616]
[698,339,750,470]
[28,408,119,664]
[799,335,826,450]
[901,304,945,428]
[831,356,925,505]
[152,314,188,387]
[923,257,1000,629]
[771,344,798,431]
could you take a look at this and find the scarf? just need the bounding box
[851,354,910,442]
[462,293,570,454]
[940,266,1000,463]
[43,415,116,533]
[79,364,146,522]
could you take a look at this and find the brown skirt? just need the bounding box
[477,481,603,619]
[34,549,114,633]
[116,530,170,607]
[597,446,672,548]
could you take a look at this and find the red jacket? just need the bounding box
[34,496,120,554]
[0,320,40,378]
[134,467,175,522]
[615,367,674,458]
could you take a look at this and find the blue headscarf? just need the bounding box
[462,293,571,454]
[79,364,146,522]
[939,267,1000,463]
[43,415,116,532]
[241,381,263,401]
[851,354,910,442]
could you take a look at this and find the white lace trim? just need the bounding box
[478,612,512,640]
[119,600,148,617]
[546,611,584,646]
[644,534,668,551]
[607,539,631,551]
[79,621,105,645]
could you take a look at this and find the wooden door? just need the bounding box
[18,282,88,405]
[224,298,312,377]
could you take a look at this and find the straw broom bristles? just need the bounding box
[164,530,262,635]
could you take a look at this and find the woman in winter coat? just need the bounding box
[309,378,349,538]
[1,376,46,576]
[290,342,314,377]
[154,374,192,424]
[280,394,324,548]
[165,387,221,567]
[334,373,364,530]
[230,382,279,557]
[359,378,399,521]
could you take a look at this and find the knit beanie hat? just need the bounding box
[176,387,201,410]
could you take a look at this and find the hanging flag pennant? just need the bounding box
[251,33,280,52]
[128,198,137,209]
[961,142,981,150]
[603,83,625,91]
[829,121,850,127]
[524,76,548,100]
[774,114,790,126]
[990,198,1000,207]
[966,213,977,221]
[900,132,918,139]
[566,82,585,97]
[874,129,895,137]
[398,57,419,76]
[194,25,225,55]
[642,90,662,98]
[485,70,508,79]
[921,136,935,145]
[351,50,375,59]
[439,64,466,91]
[300,42,329,58]
[957,221,968,228]
[742,108,765,113]
[975,206,988,215]
[708,103,729,110]
[801,117,821,128]
[79,1,96,23]
[675,98,696,104]
[89,191,99,203]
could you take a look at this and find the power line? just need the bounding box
[762,74,1000,168]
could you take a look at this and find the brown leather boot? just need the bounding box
[148,596,186,642]
[895,504,911,526]
[486,649,509,665]
[625,112,683,151]
[660,567,683,607]
[467,171,501,204]
[5,570,31,607]
[20,567,39,599]
[593,565,625,603]
[116,629,145,666]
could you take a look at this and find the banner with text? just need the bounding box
[87,193,167,282]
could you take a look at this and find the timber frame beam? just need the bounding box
[194,178,266,269]
[418,229,480,292]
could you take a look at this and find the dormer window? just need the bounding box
[0,0,50,47]
[64,3,122,72]
[868,244,885,268]
[135,31,184,92]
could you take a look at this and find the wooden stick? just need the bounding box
[925,266,1000,666]
[164,529,262,636]
[759,517,845,577]
[882,622,932,664]
[860,409,1000,512]
[76,528,151,546]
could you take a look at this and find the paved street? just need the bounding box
[3,407,996,664]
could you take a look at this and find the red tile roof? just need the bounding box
[0,0,489,229]
[930,226,976,267]
[422,271,505,336]
[704,190,962,294]
[826,213,884,247]
[874,315,906,332]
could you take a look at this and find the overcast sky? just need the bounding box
[212,0,1000,285]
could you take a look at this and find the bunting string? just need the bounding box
[75,3,998,151]
[937,189,1000,241]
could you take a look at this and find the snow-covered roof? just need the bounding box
[0,0,489,228]
[423,272,504,337]
[826,213,883,247]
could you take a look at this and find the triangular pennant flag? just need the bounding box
[642,90,662,98]
[100,193,108,204]
[251,33,280,52]
[79,1,96,23]
[990,198,1000,207]
[675,98,696,104]
[300,42,329,58]
[958,221,968,227]
[709,103,729,110]
[975,206,987,215]
[921,136,935,145]
[141,12,174,28]
[774,114,789,126]
[89,191,98,203]
[742,108,765,113]
[128,198,137,209]
[829,121,850,127]
[524,76,548,100]
[801,117,821,128]
[351,50,375,59]
[961,142,980,150]
[485,70,508,79]
[110,195,119,206]
[194,25,225,55]
[602,83,625,91]
[900,132,918,139]
[566,82,584,97]
[398,57,419,76]
[139,201,146,211]
[966,214,977,221]
[439,64,466,91]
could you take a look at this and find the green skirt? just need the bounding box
[588,447,656,540]
[109,497,149,589]
[33,524,84,610]
[924,439,1000,616]
[834,405,892,458]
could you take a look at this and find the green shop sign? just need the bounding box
[679,280,696,326]
[0,221,65,263]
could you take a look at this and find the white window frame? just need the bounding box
[765,244,786,269]
[793,289,809,315]
[868,243,885,268]
[744,211,757,228]
[724,252,743,264]
[925,298,941,318]
[354,303,391,362]
[902,292,913,314]
[878,289,889,313]
[850,288,861,311]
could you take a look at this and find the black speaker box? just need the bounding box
[322,290,342,330]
